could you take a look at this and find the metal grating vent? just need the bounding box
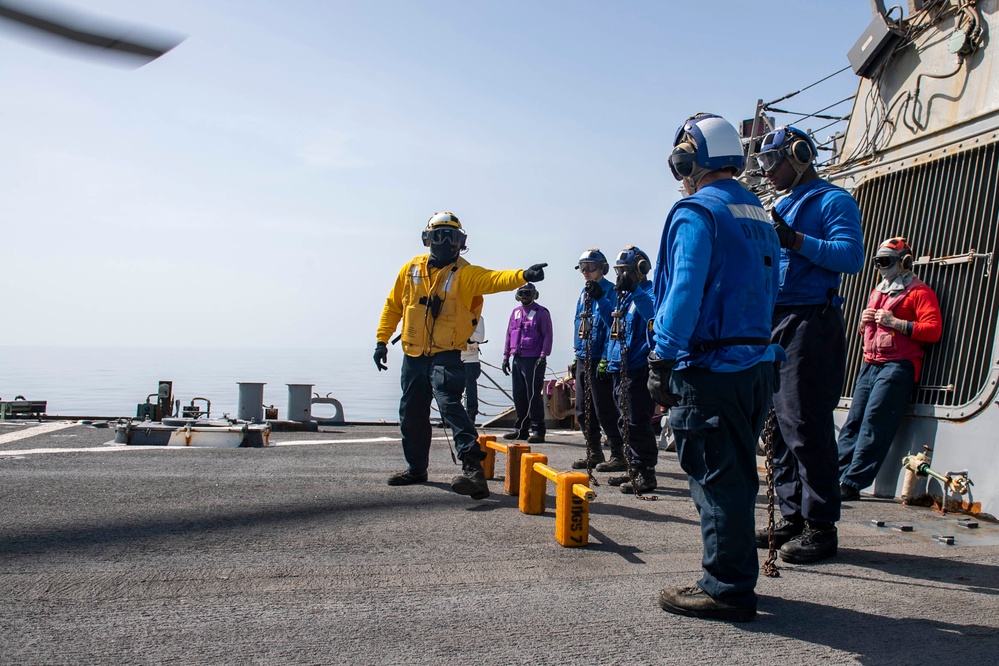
[838,140,999,413]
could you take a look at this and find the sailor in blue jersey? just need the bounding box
[570,249,625,470]
[596,246,658,492]
[755,126,864,565]
[651,114,785,623]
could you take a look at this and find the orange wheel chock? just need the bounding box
[478,434,530,495]
[479,435,498,478]
[518,454,594,548]
[519,453,549,515]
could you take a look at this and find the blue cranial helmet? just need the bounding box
[614,245,651,278]
[669,114,745,182]
[576,248,609,275]
[757,126,817,173]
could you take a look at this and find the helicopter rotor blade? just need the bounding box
[0,0,182,64]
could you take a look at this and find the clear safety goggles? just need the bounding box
[757,127,792,173]
[756,148,787,173]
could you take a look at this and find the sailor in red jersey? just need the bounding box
[837,237,942,500]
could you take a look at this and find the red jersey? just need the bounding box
[861,277,942,381]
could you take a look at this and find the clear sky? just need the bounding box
[0,0,876,351]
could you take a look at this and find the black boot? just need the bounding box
[778,521,837,564]
[450,458,490,500]
[755,516,804,549]
[658,585,756,622]
[571,443,605,469]
[387,470,428,486]
[619,467,657,494]
[502,430,526,441]
[595,443,626,472]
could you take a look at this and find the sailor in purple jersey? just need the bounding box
[501,283,553,443]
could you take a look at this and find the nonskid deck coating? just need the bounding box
[1,422,997,665]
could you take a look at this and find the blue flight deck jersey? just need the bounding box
[652,178,786,372]
[573,277,615,360]
[774,178,864,307]
[598,280,654,372]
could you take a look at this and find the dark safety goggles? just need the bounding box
[428,226,463,245]
[873,255,897,268]
[577,261,600,273]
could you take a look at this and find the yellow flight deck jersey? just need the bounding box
[378,255,525,357]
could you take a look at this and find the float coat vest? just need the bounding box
[377,255,523,357]
[653,180,783,371]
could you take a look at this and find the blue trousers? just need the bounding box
[670,363,774,606]
[771,304,845,524]
[611,365,657,467]
[574,357,623,448]
[512,355,546,436]
[838,360,915,491]
[399,351,481,473]
[463,361,481,420]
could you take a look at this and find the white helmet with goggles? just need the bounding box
[422,211,467,249]
[669,113,745,186]
[575,248,609,275]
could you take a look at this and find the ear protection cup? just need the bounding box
[902,253,913,270]
[636,257,651,276]
[788,137,815,167]
[669,142,697,179]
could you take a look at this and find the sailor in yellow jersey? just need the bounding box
[374,211,547,500]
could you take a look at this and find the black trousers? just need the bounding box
[771,304,846,524]
[574,358,623,447]
[399,350,481,473]
[512,355,546,436]
[670,362,774,605]
[611,365,657,467]
[463,361,481,419]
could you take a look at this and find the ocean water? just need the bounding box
[0,346,573,422]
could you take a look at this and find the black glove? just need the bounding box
[523,263,548,282]
[536,357,547,374]
[373,342,388,371]
[647,353,679,408]
[569,358,578,376]
[501,358,511,375]
[584,279,604,300]
[596,358,609,381]
[614,268,637,293]
[770,209,797,250]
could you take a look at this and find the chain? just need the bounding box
[579,295,597,485]
[761,409,780,578]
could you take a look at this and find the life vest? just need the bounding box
[399,257,480,357]
[862,277,927,368]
